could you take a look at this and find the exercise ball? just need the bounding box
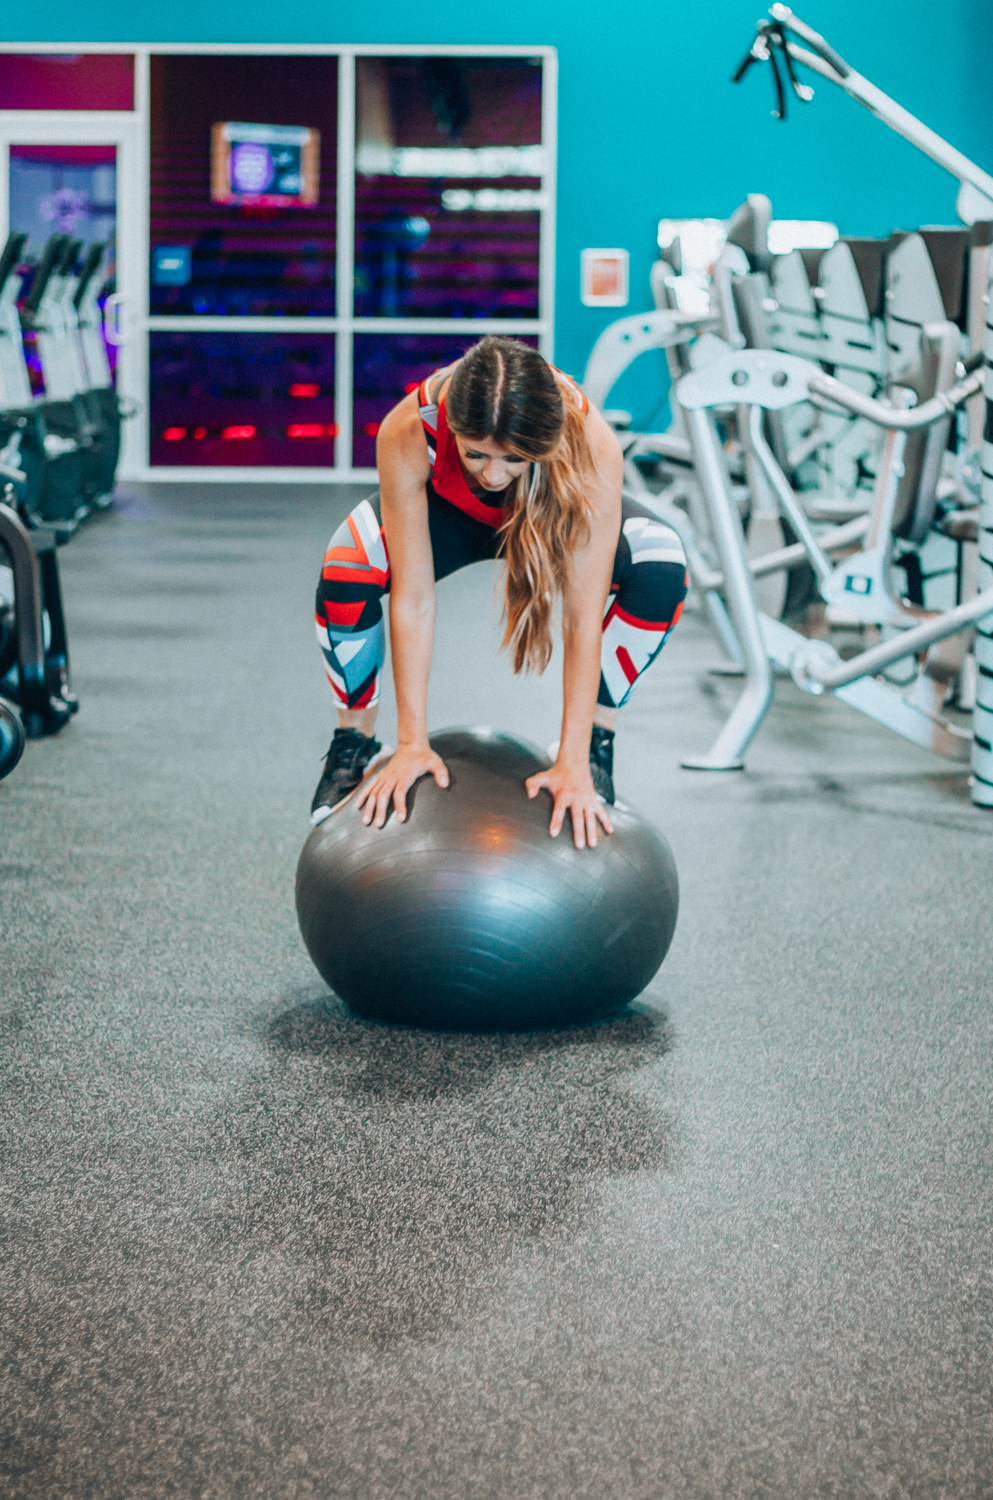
[0,697,24,783]
[295,728,678,1031]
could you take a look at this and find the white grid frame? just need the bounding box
[0,41,558,482]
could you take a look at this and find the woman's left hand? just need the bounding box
[525,759,614,850]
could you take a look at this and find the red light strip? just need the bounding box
[163,422,340,442]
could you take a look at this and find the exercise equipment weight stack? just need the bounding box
[974,298,993,804]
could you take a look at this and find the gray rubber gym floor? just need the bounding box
[2,483,992,1500]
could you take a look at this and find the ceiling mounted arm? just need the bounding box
[732,5,993,210]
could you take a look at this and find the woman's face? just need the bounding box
[453,434,531,493]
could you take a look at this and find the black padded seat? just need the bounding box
[839,236,888,319]
[916,227,971,329]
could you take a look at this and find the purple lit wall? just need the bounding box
[149,331,335,466]
[0,53,133,110]
[149,56,337,316]
[355,59,542,319]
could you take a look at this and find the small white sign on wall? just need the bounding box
[580,248,629,307]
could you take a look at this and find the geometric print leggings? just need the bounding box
[315,485,688,712]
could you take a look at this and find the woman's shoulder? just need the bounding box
[378,389,432,463]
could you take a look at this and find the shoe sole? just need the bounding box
[310,744,393,826]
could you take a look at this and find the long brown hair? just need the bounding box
[445,336,596,674]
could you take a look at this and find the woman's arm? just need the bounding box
[526,402,623,849]
[355,393,450,826]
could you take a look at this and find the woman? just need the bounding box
[312,336,687,850]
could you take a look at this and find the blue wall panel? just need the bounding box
[10,0,991,386]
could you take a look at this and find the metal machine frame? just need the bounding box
[0,496,76,739]
[669,346,993,800]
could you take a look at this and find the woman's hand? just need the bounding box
[355,743,449,827]
[525,758,613,850]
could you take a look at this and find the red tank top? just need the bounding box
[417,364,588,529]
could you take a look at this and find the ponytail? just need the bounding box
[445,336,597,674]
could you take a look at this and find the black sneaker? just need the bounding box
[311,728,388,825]
[590,725,615,805]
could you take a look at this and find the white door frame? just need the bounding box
[0,110,146,476]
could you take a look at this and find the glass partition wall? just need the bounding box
[144,46,555,478]
[0,44,555,479]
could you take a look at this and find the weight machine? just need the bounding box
[672,347,990,778]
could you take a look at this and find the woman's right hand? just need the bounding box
[355,743,449,827]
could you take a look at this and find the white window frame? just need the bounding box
[0,42,557,482]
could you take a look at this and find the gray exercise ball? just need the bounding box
[295,728,678,1031]
[0,698,24,783]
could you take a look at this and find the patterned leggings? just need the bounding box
[315,487,687,711]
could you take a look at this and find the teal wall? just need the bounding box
[9,0,992,400]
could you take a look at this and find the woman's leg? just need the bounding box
[546,500,687,803]
[315,494,391,734]
[598,498,688,713]
[311,488,499,818]
[315,487,501,728]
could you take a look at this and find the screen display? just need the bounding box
[210,122,320,206]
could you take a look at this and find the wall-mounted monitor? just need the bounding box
[210,122,320,207]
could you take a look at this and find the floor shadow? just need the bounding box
[206,995,675,1347]
[744,769,990,834]
[267,993,670,1098]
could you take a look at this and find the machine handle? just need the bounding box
[103,293,126,346]
[807,368,983,429]
[768,6,851,78]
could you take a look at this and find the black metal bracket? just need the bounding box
[0,500,77,737]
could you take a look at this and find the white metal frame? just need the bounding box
[0,41,557,482]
